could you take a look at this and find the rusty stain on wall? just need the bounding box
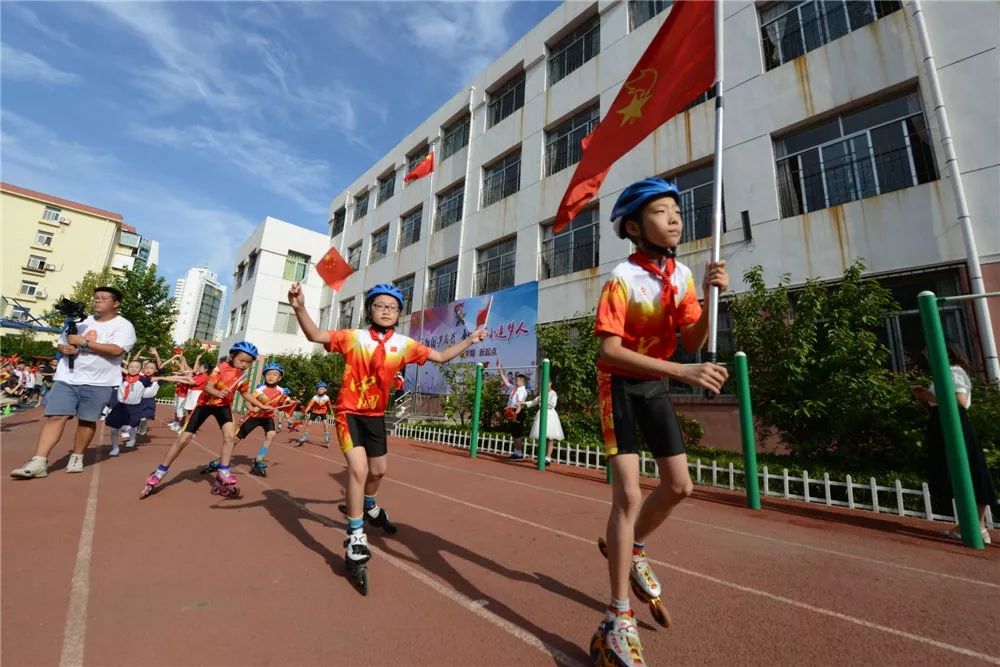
[793,57,815,118]
[828,204,849,270]
[800,211,814,276]
[683,112,693,164]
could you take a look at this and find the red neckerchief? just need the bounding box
[369,327,394,393]
[122,373,142,401]
[629,251,677,310]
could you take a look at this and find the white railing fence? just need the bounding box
[393,423,996,530]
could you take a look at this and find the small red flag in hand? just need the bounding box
[476,296,493,328]
[403,151,434,184]
[315,246,353,291]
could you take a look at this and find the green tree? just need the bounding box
[265,351,345,406]
[537,316,603,445]
[728,260,924,467]
[0,331,57,359]
[440,362,508,428]
[52,265,176,355]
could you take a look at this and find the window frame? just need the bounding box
[427,259,459,308]
[475,238,517,295]
[399,208,422,249]
[354,191,370,220]
[487,72,526,128]
[482,151,522,207]
[395,274,416,316]
[283,251,310,283]
[370,226,390,263]
[435,182,465,231]
[42,206,61,222]
[35,230,54,247]
[26,254,47,271]
[544,105,600,176]
[19,280,39,296]
[274,302,299,335]
[441,114,471,160]
[338,298,355,329]
[629,0,673,30]
[547,16,601,85]
[540,208,600,279]
[331,207,346,237]
[376,171,396,205]
[347,242,363,271]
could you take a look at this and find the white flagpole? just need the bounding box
[416,135,440,395]
[707,0,724,363]
[453,86,475,300]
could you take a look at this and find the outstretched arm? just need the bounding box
[289,282,331,345]
[427,327,487,364]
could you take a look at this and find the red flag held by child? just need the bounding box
[403,151,434,184]
[554,0,715,232]
[476,296,493,328]
[315,246,353,291]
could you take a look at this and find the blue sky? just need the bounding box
[1,0,557,295]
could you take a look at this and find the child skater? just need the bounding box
[590,178,729,667]
[288,281,486,586]
[295,382,332,447]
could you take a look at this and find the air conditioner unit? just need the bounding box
[35,290,48,299]
[44,263,57,271]
[58,216,71,224]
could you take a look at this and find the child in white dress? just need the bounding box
[525,381,564,465]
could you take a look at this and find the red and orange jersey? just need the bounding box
[594,252,702,379]
[325,328,431,415]
[197,362,250,407]
[246,384,288,418]
[305,394,331,415]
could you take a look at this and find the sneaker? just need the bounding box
[124,439,136,449]
[10,456,48,479]
[545,457,553,465]
[109,446,120,457]
[66,453,84,473]
[344,532,371,564]
[601,611,645,667]
[509,451,525,461]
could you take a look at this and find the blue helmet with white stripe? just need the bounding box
[611,178,680,240]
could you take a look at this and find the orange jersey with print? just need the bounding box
[594,253,702,379]
[197,362,250,407]
[246,384,287,418]
[306,394,331,415]
[325,328,431,415]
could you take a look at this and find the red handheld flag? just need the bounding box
[554,0,715,232]
[315,245,353,291]
[403,151,434,184]
[476,296,493,328]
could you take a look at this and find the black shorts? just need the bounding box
[184,405,233,434]
[237,416,275,439]
[598,371,686,459]
[308,413,328,422]
[508,410,527,439]
[335,413,387,457]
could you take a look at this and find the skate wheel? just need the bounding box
[597,537,609,559]
[140,485,154,499]
[589,633,606,666]
[382,522,398,536]
[650,599,671,628]
[357,568,369,596]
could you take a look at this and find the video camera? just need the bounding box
[55,298,87,369]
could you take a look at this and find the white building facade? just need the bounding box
[171,267,227,344]
[220,217,329,357]
[322,0,999,379]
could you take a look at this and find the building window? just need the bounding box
[42,206,61,221]
[775,90,937,218]
[630,0,673,30]
[235,263,246,288]
[761,0,902,71]
[667,306,734,395]
[683,86,715,112]
[441,114,471,160]
[541,208,600,279]
[347,242,362,271]
[487,72,525,128]
[395,274,415,316]
[283,251,310,282]
[669,163,725,243]
[545,105,600,176]
[476,238,516,295]
[9,305,31,322]
[436,182,464,231]
[406,146,430,174]
[427,259,458,307]
[274,303,299,335]
[370,227,389,263]
[548,16,600,85]
[377,171,396,205]
[246,250,259,279]
[238,301,249,331]
[338,298,355,329]
[331,207,346,237]
[399,208,422,249]
[354,191,370,219]
[194,285,223,341]
[318,306,330,330]
[227,309,237,337]
[482,151,521,207]
[35,230,54,247]
[26,254,47,270]
[19,280,39,296]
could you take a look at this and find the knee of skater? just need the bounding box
[367,468,385,482]
[614,486,643,512]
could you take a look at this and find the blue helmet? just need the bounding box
[365,283,404,309]
[262,362,284,377]
[316,381,328,389]
[229,340,259,360]
[610,178,680,239]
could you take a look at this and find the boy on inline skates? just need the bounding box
[140,341,265,498]
[592,178,729,666]
[288,281,486,587]
[295,382,332,447]
[225,362,295,478]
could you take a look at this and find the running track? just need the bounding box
[2,406,998,666]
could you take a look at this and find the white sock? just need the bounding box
[608,597,630,619]
[110,429,119,447]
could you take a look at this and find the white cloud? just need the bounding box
[0,42,80,85]
[2,4,77,49]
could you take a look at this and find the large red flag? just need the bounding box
[403,151,435,184]
[554,0,715,232]
[315,246,353,291]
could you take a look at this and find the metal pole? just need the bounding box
[918,291,984,549]
[706,0,725,363]
[536,358,550,471]
[734,352,760,510]
[469,362,483,458]
[911,0,999,382]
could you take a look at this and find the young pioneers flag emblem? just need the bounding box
[315,246,353,291]
[403,151,434,184]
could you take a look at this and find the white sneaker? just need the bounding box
[66,453,84,473]
[10,456,48,479]
[109,446,120,457]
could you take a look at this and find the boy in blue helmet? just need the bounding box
[590,178,729,666]
[288,280,486,584]
[237,362,295,477]
[140,341,266,498]
[295,381,332,447]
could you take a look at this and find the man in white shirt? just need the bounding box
[11,286,136,478]
[499,365,530,461]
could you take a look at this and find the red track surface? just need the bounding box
[3,406,998,666]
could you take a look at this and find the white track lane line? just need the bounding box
[282,443,1000,665]
[59,422,105,667]
[389,447,1000,590]
[189,439,583,667]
